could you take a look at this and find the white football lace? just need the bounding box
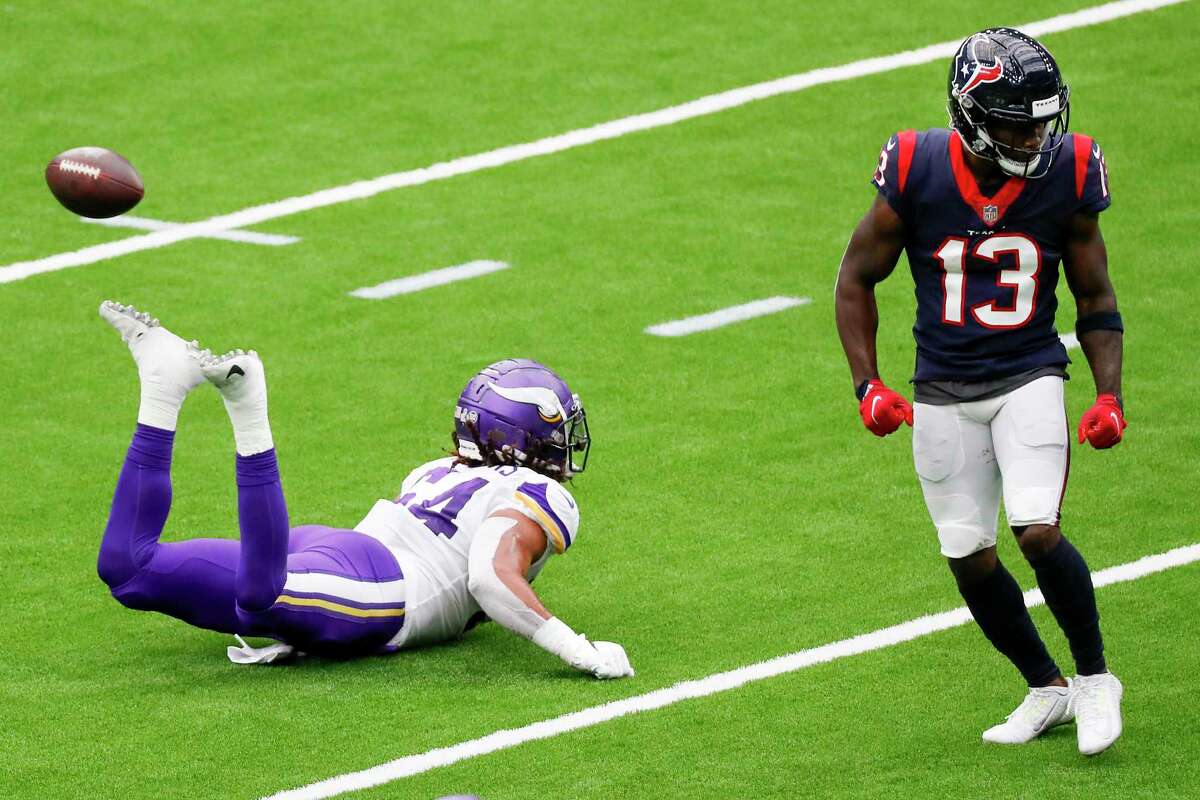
[58,159,102,179]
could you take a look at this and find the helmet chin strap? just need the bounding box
[973,125,1043,178]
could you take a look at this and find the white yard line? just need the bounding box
[81,215,300,246]
[1060,332,1080,350]
[348,260,510,299]
[264,542,1200,800]
[1,0,1185,286]
[645,296,811,337]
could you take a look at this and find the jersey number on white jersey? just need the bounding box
[398,466,495,537]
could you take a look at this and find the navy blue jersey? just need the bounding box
[871,128,1110,382]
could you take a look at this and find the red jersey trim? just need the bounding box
[1073,134,1094,199]
[897,130,917,193]
[947,131,1026,227]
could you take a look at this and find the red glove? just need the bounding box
[858,379,913,437]
[1078,393,1127,449]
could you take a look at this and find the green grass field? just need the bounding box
[2,1,1198,798]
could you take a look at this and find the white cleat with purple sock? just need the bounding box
[197,348,274,456]
[99,300,210,430]
[981,682,1074,745]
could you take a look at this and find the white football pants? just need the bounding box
[912,376,1069,559]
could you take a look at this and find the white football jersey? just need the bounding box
[353,457,580,648]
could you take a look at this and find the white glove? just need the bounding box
[591,641,635,679]
[534,617,634,680]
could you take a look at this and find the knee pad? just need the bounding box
[1006,486,1062,527]
[938,522,997,559]
[928,493,998,559]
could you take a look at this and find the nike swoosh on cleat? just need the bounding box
[226,365,245,379]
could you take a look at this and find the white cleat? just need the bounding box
[196,348,273,455]
[197,349,266,405]
[197,348,269,417]
[99,300,209,420]
[981,682,1074,745]
[99,300,160,346]
[1073,672,1123,755]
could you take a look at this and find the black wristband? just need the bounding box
[1076,310,1124,336]
[855,379,872,402]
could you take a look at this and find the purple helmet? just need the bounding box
[454,359,590,478]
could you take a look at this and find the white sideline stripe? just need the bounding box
[81,215,300,246]
[265,542,1200,800]
[1060,332,1081,350]
[348,260,510,299]
[0,0,1185,286]
[645,296,810,337]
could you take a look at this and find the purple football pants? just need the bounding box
[98,425,405,657]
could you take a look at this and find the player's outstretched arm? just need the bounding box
[466,511,633,679]
[834,194,912,435]
[1063,211,1127,448]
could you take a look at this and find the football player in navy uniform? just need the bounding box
[95,301,633,678]
[834,29,1125,754]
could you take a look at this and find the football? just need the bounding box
[45,146,144,218]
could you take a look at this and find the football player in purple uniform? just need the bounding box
[95,301,633,678]
[834,29,1125,754]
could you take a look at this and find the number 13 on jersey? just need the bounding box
[935,233,1041,329]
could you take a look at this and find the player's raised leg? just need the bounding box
[199,350,286,612]
[201,350,405,656]
[993,376,1122,754]
[97,302,244,633]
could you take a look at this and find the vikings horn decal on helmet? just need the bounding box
[947,27,1071,179]
[486,383,566,424]
[454,359,591,477]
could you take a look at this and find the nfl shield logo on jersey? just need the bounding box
[983,204,999,224]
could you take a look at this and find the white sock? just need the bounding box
[137,378,186,430]
[223,397,274,456]
[132,333,204,431]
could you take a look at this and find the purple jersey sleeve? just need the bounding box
[870,130,918,219]
[1071,134,1111,215]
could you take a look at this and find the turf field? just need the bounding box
[2,1,1198,797]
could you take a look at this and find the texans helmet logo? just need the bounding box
[958,34,1004,96]
[961,60,1003,95]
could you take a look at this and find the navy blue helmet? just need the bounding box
[947,28,1070,178]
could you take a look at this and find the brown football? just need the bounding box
[45,146,144,218]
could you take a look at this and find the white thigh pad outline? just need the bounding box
[994,377,1069,528]
[913,403,1002,558]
